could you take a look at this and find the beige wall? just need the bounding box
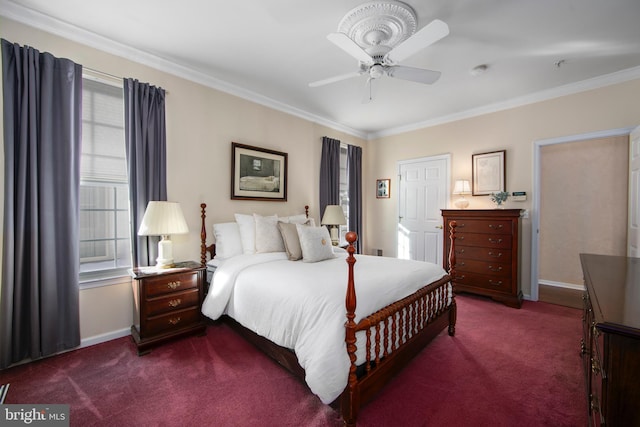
[0,18,367,343]
[2,16,640,344]
[366,80,640,298]
[539,136,629,285]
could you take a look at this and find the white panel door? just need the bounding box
[629,126,640,257]
[398,156,449,265]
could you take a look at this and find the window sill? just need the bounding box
[79,274,131,290]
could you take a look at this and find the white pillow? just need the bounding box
[296,224,335,263]
[235,213,257,254]
[213,222,243,259]
[254,214,285,253]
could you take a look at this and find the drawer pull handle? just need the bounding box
[457,249,465,255]
[591,358,600,375]
[488,224,503,230]
[488,265,503,272]
[487,251,502,258]
[488,279,503,286]
[457,223,466,228]
[168,317,181,325]
[580,339,586,355]
[168,298,182,308]
[454,275,465,280]
[458,236,465,240]
[458,261,465,266]
[167,281,182,290]
[488,238,503,244]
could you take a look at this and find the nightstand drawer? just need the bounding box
[145,271,199,297]
[144,306,201,337]
[456,232,512,249]
[146,288,200,317]
[454,219,512,235]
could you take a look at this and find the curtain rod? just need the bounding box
[83,67,169,93]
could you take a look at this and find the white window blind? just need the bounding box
[79,77,131,280]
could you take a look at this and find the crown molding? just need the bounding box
[3,0,639,142]
[369,65,640,140]
[0,0,367,140]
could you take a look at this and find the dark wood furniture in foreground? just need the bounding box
[580,254,640,426]
[130,261,206,355]
[199,203,457,427]
[442,209,523,308]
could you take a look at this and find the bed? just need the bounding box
[199,203,458,426]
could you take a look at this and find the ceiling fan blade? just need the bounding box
[384,19,449,64]
[327,32,374,64]
[386,65,441,84]
[308,71,362,88]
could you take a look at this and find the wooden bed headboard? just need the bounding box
[199,203,310,267]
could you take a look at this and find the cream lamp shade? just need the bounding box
[321,205,347,246]
[138,201,189,268]
[452,179,471,209]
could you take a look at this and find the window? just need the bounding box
[79,77,131,280]
[338,144,349,243]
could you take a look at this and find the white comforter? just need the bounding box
[201,251,448,404]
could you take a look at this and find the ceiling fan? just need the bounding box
[309,1,450,102]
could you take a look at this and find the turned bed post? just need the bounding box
[448,220,457,336]
[200,203,207,267]
[342,231,359,427]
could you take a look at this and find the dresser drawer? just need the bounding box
[453,219,513,235]
[454,246,512,263]
[143,306,201,337]
[145,271,199,297]
[453,271,512,293]
[456,232,512,249]
[146,288,200,317]
[455,258,511,277]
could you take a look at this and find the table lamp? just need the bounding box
[321,205,347,246]
[453,179,471,209]
[138,201,189,268]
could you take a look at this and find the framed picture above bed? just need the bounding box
[231,142,287,201]
[472,150,506,196]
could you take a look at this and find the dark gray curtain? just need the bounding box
[0,39,82,368]
[123,78,167,267]
[348,145,363,253]
[319,136,341,218]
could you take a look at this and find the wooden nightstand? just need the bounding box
[129,261,206,355]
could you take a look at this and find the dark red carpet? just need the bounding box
[0,295,586,426]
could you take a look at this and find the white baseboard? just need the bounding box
[539,279,585,291]
[80,327,131,349]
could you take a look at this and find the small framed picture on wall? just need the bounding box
[376,178,390,198]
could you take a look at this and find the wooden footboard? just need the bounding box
[341,227,456,426]
[198,204,457,427]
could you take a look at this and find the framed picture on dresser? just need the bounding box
[472,150,506,195]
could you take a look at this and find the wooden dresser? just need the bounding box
[580,254,640,426]
[442,209,522,308]
[130,261,206,355]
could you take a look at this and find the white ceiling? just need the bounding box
[3,0,640,139]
